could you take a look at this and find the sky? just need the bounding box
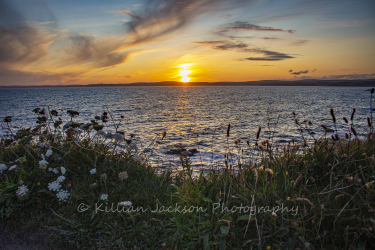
[0,0,374,85]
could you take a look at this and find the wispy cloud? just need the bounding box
[242,49,294,61]
[194,40,294,61]
[64,34,130,68]
[193,41,249,50]
[122,0,251,45]
[222,21,294,33]
[291,39,309,46]
[262,37,281,40]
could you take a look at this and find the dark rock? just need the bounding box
[188,148,198,154]
[165,147,199,156]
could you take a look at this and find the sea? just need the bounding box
[0,86,372,174]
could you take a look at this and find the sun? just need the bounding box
[178,64,192,83]
[179,69,191,83]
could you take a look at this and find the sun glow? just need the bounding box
[178,64,192,83]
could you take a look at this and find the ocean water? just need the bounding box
[0,86,372,174]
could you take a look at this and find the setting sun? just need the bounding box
[178,64,192,83]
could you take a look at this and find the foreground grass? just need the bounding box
[1,112,375,249]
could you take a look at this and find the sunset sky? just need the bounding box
[0,0,374,85]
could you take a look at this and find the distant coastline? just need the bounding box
[1,79,375,88]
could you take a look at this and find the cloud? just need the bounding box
[122,0,251,45]
[222,21,294,33]
[262,37,280,40]
[214,42,248,50]
[194,40,295,61]
[0,0,56,70]
[291,39,309,46]
[242,49,295,61]
[290,70,309,75]
[64,34,130,68]
[193,41,227,45]
[193,41,249,50]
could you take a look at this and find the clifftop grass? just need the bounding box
[1,107,375,249]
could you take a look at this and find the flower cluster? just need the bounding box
[39,154,49,169]
[48,181,61,192]
[113,133,124,142]
[56,189,70,202]
[119,201,132,206]
[45,149,53,157]
[48,167,59,174]
[16,185,28,198]
[100,194,108,201]
[118,171,128,180]
[57,176,65,183]
[61,166,66,175]
[0,164,7,173]
[90,168,97,175]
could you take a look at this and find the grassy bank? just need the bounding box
[1,107,375,249]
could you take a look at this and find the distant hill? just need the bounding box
[1,79,375,88]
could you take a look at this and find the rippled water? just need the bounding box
[1,86,372,173]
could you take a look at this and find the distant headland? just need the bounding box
[1,79,375,88]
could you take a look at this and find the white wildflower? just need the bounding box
[48,181,61,192]
[16,185,28,198]
[39,154,49,169]
[100,194,108,201]
[8,165,17,171]
[118,171,128,180]
[61,166,66,175]
[56,189,70,202]
[39,142,48,148]
[114,133,124,142]
[0,164,7,173]
[57,176,65,183]
[39,159,49,165]
[48,167,59,174]
[97,130,106,137]
[45,149,53,157]
[90,168,97,175]
[119,201,132,206]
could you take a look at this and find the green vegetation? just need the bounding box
[1,103,375,249]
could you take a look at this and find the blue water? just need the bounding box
[0,86,372,173]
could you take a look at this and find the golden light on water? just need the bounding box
[178,64,192,83]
